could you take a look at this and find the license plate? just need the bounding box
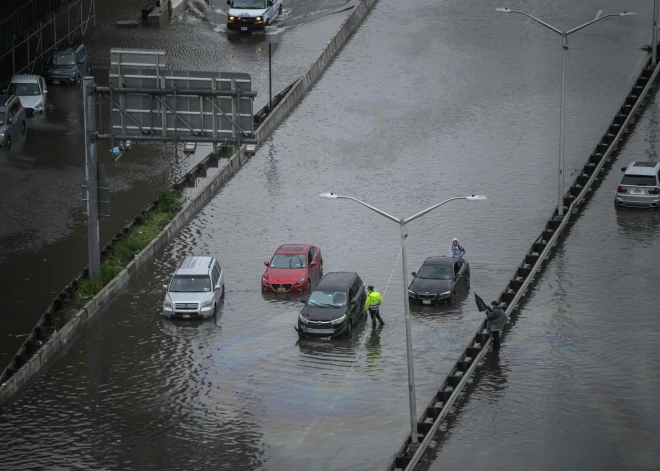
[423,300,431,305]
[277,287,286,292]
[630,189,643,195]
[241,26,248,31]
[307,328,331,333]
[182,314,190,319]
[53,80,60,84]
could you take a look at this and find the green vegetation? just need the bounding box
[56,190,183,323]
[642,44,653,52]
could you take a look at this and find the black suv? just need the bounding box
[42,44,90,85]
[296,272,366,339]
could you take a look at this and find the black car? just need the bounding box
[296,272,367,338]
[408,256,470,306]
[42,44,90,85]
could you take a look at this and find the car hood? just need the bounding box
[18,96,43,109]
[301,305,347,322]
[167,291,213,303]
[409,278,452,294]
[265,267,307,284]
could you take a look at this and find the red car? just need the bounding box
[262,244,323,293]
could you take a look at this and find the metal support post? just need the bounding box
[558,33,567,217]
[653,0,659,66]
[269,42,272,109]
[83,76,101,278]
[400,222,418,446]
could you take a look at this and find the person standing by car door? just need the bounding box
[449,238,465,258]
[365,285,384,327]
[485,301,508,350]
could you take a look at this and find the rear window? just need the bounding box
[621,175,657,187]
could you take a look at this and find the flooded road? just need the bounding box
[425,86,660,471]
[0,0,655,469]
[0,0,353,366]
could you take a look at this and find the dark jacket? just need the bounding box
[486,305,508,333]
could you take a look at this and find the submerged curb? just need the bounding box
[0,0,381,408]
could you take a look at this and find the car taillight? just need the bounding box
[648,188,660,195]
[617,186,627,193]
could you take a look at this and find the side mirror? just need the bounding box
[214,285,222,291]
[162,284,168,290]
[310,261,317,266]
[43,89,48,94]
[226,0,231,4]
[621,167,626,172]
[411,272,416,277]
[267,0,273,5]
[300,298,308,304]
[264,261,270,266]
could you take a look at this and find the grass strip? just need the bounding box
[57,190,183,327]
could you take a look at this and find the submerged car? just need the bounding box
[262,244,323,293]
[296,272,366,338]
[162,255,225,319]
[408,256,470,306]
[0,95,26,150]
[615,162,660,209]
[7,75,48,115]
[42,44,90,85]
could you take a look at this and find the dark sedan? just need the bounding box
[408,256,470,306]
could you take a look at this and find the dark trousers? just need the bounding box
[369,308,384,326]
[491,331,500,349]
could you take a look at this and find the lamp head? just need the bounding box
[319,192,338,199]
[619,11,636,16]
[466,195,487,201]
[495,7,512,13]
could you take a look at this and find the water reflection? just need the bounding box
[615,207,660,244]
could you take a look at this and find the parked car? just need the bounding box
[0,95,27,150]
[42,44,90,85]
[408,256,470,306]
[262,244,323,293]
[615,161,660,209]
[7,75,47,115]
[162,255,225,319]
[296,272,366,338]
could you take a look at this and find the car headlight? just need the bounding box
[201,299,213,308]
[408,289,416,296]
[262,276,269,284]
[228,16,235,20]
[439,291,451,297]
[294,278,306,285]
[256,16,262,20]
[298,314,309,324]
[163,299,172,308]
[331,314,347,325]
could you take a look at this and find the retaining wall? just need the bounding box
[389,54,660,471]
[0,0,380,407]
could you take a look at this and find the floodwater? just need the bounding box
[0,0,655,469]
[0,0,353,366]
[425,86,660,471]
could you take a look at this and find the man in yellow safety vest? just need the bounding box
[365,285,385,327]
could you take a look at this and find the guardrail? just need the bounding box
[0,90,293,389]
[388,55,660,471]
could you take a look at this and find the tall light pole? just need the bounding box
[653,0,659,66]
[497,8,636,217]
[319,192,486,445]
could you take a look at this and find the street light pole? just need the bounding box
[497,8,636,217]
[320,193,486,445]
[653,0,658,66]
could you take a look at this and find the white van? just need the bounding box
[226,0,282,32]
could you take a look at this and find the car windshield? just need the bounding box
[169,275,212,292]
[621,175,657,187]
[308,290,347,308]
[270,253,307,268]
[49,52,76,66]
[8,83,40,96]
[232,0,266,8]
[416,265,453,280]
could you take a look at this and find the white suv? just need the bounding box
[162,256,225,319]
[615,162,660,209]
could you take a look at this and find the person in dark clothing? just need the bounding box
[485,301,508,349]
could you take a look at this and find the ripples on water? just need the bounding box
[0,0,655,469]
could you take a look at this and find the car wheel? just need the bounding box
[347,317,353,336]
[212,303,217,316]
[447,292,456,306]
[20,121,26,136]
[466,276,470,289]
[279,4,282,14]
[5,135,11,151]
[220,284,225,300]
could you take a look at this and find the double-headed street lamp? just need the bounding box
[320,192,486,445]
[497,8,636,217]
